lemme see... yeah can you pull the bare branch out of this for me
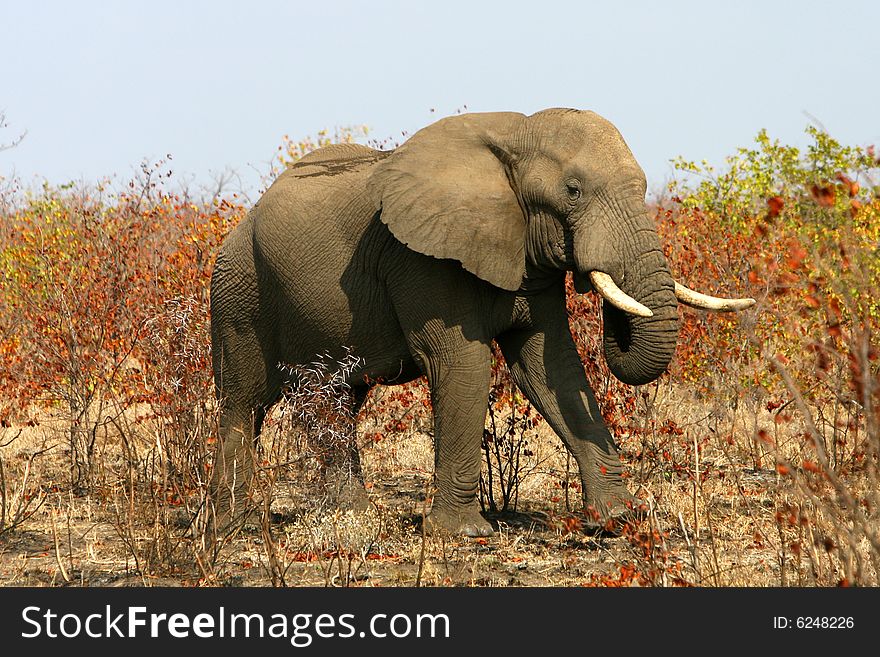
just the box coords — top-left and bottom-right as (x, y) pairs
(0, 111), (26, 152)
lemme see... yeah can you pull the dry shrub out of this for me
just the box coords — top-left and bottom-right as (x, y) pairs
(646, 127), (880, 585)
(246, 352), (390, 587)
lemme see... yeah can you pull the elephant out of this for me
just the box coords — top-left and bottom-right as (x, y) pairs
(208, 108), (754, 537)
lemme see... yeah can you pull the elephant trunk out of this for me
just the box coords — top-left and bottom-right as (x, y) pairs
(574, 200), (679, 386)
(601, 253), (678, 386)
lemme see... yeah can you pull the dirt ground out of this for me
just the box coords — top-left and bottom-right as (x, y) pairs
(0, 472), (781, 588)
(1, 387), (814, 588)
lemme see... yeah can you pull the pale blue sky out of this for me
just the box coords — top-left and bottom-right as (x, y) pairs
(3, 0), (878, 197)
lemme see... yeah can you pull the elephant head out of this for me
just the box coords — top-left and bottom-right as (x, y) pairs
(368, 109), (752, 386)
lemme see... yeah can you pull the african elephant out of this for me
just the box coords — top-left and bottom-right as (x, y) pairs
(209, 109), (753, 537)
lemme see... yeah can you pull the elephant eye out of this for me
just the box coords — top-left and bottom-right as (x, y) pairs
(565, 181), (581, 201)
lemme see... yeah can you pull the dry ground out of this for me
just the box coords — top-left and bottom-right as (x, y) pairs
(0, 382), (872, 587)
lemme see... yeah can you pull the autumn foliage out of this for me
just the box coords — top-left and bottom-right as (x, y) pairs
(0, 160), (241, 490)
(664, 128), (879, 464)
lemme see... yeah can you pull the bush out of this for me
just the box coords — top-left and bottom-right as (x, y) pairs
(660, 127), (879, 585)
(0, 164), (239, 489)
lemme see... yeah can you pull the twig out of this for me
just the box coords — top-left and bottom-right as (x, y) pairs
(0, 428), (23, 449)
(703, 504), (722, 586)
(0, 457), (6, 531)
(693, 432), (700, 540)
(564, 453), (571, 513)
(50, 509), (72, 583)
(678, 512), (701, 584)
(66, 506), (74, 578)
(415, 479), (430, 587)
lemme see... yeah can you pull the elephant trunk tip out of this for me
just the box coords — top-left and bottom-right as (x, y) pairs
(602, 294), (678, 387)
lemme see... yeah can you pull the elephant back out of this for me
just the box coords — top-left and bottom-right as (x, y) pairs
(252, 141), (391, 273)
(285, 143), (391, 180)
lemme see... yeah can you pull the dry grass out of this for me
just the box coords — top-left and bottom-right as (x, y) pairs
(2, 361), (874, 588)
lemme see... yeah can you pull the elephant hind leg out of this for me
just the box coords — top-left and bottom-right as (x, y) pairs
(209, 330), (284, 531)
(210, 405), (267, 528)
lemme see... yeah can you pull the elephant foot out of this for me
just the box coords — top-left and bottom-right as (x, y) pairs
(423, 505), (495, 538)
(582, 491), (646, 536)
(205, 503), (259, 538)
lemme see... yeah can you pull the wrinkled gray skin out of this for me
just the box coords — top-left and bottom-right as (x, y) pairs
(210, 109), (679, 537)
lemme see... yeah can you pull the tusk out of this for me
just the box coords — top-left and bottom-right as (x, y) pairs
(674, 281), (756, 312)
(589, 271), (653, 317)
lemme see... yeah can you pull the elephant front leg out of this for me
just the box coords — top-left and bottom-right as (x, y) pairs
(498, 304), (644, 531)
(419, 341), (494, 538)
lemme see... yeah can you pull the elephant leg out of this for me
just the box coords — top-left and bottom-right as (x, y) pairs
(209, 332), (283, 530)
(210, 404), (265, 529)
(497, 296), (643, 530)
(418, 340), (494, 538)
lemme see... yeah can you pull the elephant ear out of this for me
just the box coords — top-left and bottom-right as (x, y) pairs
(367, 112), (527, 291)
